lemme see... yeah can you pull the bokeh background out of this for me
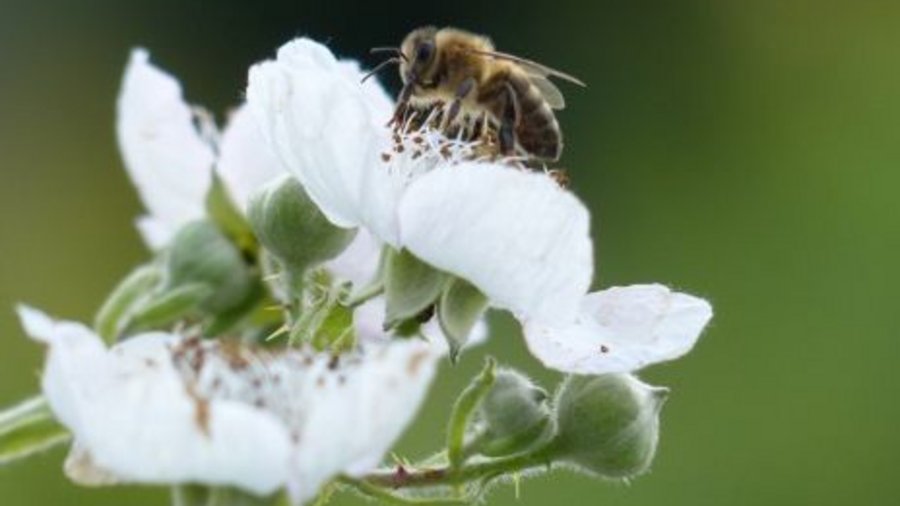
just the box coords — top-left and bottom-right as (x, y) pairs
(1, 0), (898, 504)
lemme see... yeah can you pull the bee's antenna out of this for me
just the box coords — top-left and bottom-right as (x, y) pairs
(361, 57), (401, 83)
(371, 47), (409, 62)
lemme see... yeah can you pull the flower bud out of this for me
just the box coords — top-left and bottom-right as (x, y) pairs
(164, 220), (256, 315)
(478, 369), (554, 457)
(550, 374), (667, 479)
(247, 175), (356, 276)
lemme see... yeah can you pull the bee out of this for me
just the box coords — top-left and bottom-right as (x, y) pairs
(365, 26), (585, 162)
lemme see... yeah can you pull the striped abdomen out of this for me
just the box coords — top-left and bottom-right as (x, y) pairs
(478, 69), (562, 161)
(506, 71), (562, 161)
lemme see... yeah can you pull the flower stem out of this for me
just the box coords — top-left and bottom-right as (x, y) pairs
(344, 281), (385, 309)
(93, 263), (161, 342)
(361, 445), (556, 490)
(338, 476), (470, 505)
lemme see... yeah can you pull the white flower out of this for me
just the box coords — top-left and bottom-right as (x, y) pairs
(117, 48), (287, 249)
(523, 284), (713, 374)
(246, 37), (715, 374)
(18, 306), (439, 504)
(246, 38), (594, 326)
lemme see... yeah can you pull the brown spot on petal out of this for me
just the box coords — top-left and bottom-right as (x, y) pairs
(406, 350), (429, 376)
(186, 386), (211, 437)
(600, 345), (610, 354)
(381, 152), (391, 162)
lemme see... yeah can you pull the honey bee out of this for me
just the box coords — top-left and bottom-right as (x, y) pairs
(365, 26), (585, 162)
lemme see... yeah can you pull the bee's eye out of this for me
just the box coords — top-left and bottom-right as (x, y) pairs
(416, 42), (434, 62)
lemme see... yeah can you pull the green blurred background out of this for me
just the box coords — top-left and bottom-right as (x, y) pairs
(1, 0), (898, 504)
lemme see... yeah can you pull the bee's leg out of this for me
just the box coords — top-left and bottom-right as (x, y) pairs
(389, 82), (415, 128)
(498, 83), (521, 156)
(445, 77), (477, 128)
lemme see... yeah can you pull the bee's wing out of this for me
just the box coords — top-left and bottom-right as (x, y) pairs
(529, 74), (566, 110)
(465, 49), (587, 87)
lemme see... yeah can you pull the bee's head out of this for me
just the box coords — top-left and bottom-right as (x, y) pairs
(400, 26), (439, 86)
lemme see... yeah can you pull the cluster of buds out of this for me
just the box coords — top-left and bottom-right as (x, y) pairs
(0, 38), (713, 506)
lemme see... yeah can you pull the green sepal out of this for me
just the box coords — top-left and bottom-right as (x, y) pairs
(477, 370), (554, 458)
(165, 220), (256, 315)
(447, 358), (497, 469)
(384, 248), (446, 328)
(205, 279), (267, 337)
(205, 175), (258, 259)
(94, 263), (162, 343)
(126, 283), (213, 333)
(0, 396), (70, 466)
(287, 270), (356, 352)
(438, 278), (488, 362)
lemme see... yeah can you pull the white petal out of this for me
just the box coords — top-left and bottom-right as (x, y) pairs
(246, 39), (391, 235)
(398, 163), (593, 325)
(217, 105), (287, 212)
(523, 284), (713, 374)
(291, 341), (438, 498)
(20, 307), (438, 501)
(116, 48), (215, 248)
(325, 229), (382, 289)
(135, 215), (174, 250)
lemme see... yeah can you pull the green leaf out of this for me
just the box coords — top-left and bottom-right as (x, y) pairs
(384, 249), (446, 328)
(0, 396), (70, 466)
(438, 279), (489, 362)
